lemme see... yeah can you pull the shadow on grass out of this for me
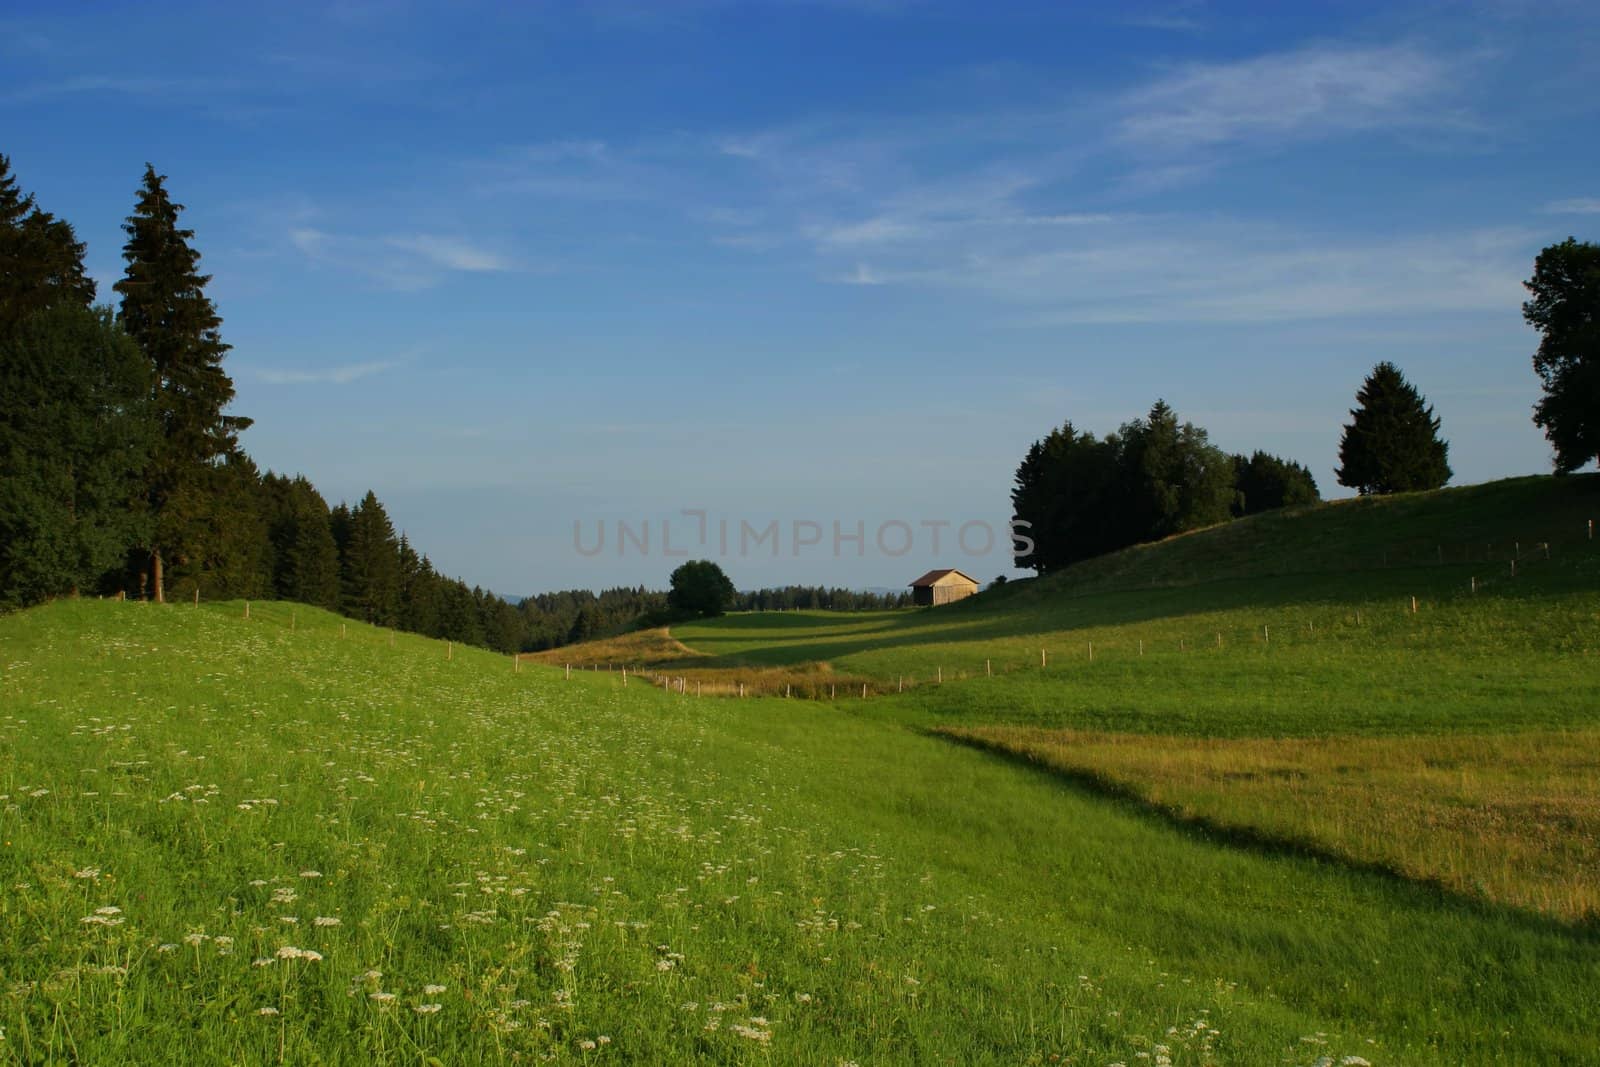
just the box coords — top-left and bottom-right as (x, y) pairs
(932, 725), (1600, 942)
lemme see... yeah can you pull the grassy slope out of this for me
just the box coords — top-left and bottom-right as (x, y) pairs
(3, 600), (1598, 1063)
(667, 476), (1600, 736)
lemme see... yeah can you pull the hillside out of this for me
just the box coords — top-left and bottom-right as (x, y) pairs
(3, 598), (1600, 1064)
(580, 477), (1600, 924)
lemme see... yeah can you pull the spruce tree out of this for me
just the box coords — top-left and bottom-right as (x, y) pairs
(1336, 362), (1451, 495)
(342, 491), (401, 625)
(0, 154), (96, 330)
(1524, 238), (1600, 473)
(114, 164), (248, 601)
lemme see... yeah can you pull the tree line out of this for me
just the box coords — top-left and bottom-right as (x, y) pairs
(1011, 399), (1322, 572)
(0, 154), (534, 654)
(1013, 234), (1600, 572)
(1011, 362), (1464, 573)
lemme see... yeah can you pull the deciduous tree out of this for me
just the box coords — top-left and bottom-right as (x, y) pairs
(667, 560), (735, 618)
(1524, 238), (1600, 473)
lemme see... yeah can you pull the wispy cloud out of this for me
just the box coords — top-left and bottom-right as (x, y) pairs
(819, 214), (1535, 324)
(386, 235), (512, 272)
(1118, 44), (1459, 152)
(253, 359), (402, 386)
(1543, 197), (1600, 214)
(289, 226), (513, 289)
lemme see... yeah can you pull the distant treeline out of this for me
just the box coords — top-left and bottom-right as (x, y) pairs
(733, 586), (913, 612)
(522, 584), (914, 651)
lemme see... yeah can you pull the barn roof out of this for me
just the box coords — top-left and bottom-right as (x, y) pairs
(908, 568), (980, 588)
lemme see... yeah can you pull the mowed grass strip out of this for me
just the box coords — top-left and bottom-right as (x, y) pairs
(528, 626), (876, 699)
(940, 725), (1600, 922)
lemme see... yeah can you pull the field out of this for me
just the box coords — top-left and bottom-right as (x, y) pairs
(4, 476), (1600, 1063)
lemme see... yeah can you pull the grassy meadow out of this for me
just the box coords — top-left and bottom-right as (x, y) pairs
(2, 598), (1599, 1064)
(4, 476), (1600, 1063)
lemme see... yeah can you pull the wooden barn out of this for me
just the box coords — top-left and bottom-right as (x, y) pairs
(909, 568), (980, 607)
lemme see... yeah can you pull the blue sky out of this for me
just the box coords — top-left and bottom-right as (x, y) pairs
(4, 1), (1597, 594)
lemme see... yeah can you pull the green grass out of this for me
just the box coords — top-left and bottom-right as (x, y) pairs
(669, 477), (1600, 736)
(5, 598), (1600, 1063)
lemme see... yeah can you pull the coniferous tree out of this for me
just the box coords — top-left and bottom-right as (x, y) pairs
(342, 491), (401, 625)
(397, 538), (441, 635)
(1524, 238), (1600, 473)
(265, 473), (340, 609)
(114, 164), (249, 601)
(1119, 400), (1237, 540)
(1232, 451), (1320, 516)
(1336, 363), (1451, 495)
(0, 305), (155, 606)
(0, 155), (96, 330)
(163, 450), (273, 601)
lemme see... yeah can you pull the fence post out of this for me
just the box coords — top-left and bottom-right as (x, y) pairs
(243, 600), (250, 620)
(937, 667), (943, 684)
(1263, 625), (1269, 644)
(985, 659), (991, 677)
(1087, 641), (1093, 662)
(1041, 649), (1047, 669)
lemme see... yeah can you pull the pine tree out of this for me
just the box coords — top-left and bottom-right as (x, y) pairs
(0, 155), (96, 330)
(114, 164), (248, 601)
(1336, 362), (1451, 495)
(1524, 238), (1600, 473)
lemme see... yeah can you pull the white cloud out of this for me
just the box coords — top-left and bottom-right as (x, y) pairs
(1118, 44), (1456, 152)
(1543, 197), (1600, 214)
(819, 212), (1536, 324)
(836, 263), (889, 285)
(287, 226), (511, 289)
(386, 235), (511, 272)
(811, 217), (923, 246)
(253, 360), (401, 386)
